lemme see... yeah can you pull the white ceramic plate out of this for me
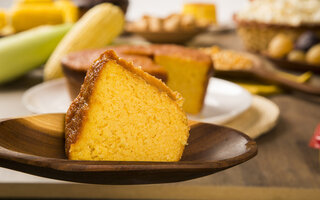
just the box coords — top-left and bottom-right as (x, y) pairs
(188, 78), (252, 124)
(22, 78), (71, 114)
(22, 78), (252, 124)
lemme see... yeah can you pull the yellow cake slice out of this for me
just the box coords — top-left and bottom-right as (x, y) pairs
(65, 50), (189, 161)
(153, 45), (213, 114)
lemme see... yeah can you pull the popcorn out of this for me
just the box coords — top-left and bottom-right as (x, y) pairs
(237, 0), (320, 26)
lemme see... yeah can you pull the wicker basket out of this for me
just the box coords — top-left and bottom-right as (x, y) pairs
(234, 16), (320, 52)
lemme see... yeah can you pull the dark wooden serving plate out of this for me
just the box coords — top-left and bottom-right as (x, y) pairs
(0, 114), (257, 185)
(215, 53), (320, 96)
(265, 55), (320, 74)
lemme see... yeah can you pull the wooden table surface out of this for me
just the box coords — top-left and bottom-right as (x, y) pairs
(0, 32), (320, 199)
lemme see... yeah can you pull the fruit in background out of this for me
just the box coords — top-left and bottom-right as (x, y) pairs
(0, 24), (72, 84)
(295, 31), (320, 52)
(288, 50), (305, 63)
(306, 44), (320, 65)
(0, 10), (6, 30)
(268, 34), (294, 58)
(11, 0), (78, 32)
(44, 3), (124, 81)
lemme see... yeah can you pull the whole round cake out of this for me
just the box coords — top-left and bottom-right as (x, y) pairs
(62, 44), (213, 114)
(62, 46), (167, 99)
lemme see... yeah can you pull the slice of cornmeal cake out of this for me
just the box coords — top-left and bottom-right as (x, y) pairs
(65, 50), (189, 161)
(152, 45), (213, 114)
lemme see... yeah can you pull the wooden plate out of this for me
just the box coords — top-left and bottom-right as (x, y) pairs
(265, 55), (320, 74)
(214, 53), (320, 96)
(0, 114), (257, 185)
(224, 95), (280, 139)
(128, 28), (206, 44)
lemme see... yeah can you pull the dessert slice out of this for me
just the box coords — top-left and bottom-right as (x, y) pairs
(61, 47), (167, 99)
(153, 45), (213, 114)
(65, 50), (189, 161)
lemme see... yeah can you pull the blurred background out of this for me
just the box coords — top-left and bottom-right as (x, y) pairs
(1, 0), (248, 24)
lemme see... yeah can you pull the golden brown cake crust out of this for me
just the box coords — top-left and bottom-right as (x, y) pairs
(61, 46), (168, 81)
(61, 44), (212, 71)
(65, 54), (106, 156)
(62, 44), (212, 104)
(62, 48), (107, 71)
(151, 44), (212, 65)
(119, 54), (167, 81)
(65, 50), (184, 156)
(198, 61), (214, 113)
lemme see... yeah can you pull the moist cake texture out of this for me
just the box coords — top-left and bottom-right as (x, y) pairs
(152, 45), (213, 114)
(65, 50), (189, 161)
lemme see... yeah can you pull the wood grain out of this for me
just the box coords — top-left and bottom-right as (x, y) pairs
(251, 66), (320, 96)
(1, 184), (320, 200)
(265, 55), (320, 74)
(184, 94), (320, 188)
(0, 113), (257, 185)
(215, 54), (320, 96)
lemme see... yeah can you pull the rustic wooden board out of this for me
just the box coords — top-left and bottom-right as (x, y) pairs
(0, 184), (319, 199)
(183, 94), (320, 188)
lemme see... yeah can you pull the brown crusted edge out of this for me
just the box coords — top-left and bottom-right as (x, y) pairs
(61, 45), (211, 74)
(98, 51), (184, 103)
(61, 46), (168, 79)
(61, 48), (107, 72)
(151, 44), (212, 65)
(65, 50), (185, 157)
(199, 60), (214, 113)
(233, 14), (320, 30)
(61, 46), (169, 100)
(64, 53), (107, 157)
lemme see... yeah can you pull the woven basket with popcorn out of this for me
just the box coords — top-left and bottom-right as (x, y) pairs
(234, 0), (320, 53)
